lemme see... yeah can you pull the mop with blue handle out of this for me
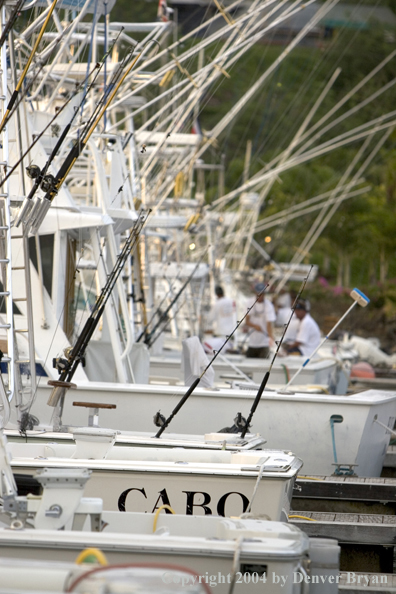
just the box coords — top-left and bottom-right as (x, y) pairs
(285, 288), (370, 389)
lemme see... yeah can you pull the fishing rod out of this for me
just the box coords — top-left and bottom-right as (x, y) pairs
(0, 0), (24, 51)
(135, 264), (185, 343)
(136, 255), (207, 347)
(1, 62), (100, 191)
(0, 0), (60, 135)
(0, 19), (122, 190)
(4, 23), (124, 191)
(49, 210), (150, 391)
(284, 287), (370, 390)
(18, 39), (159, 235)
(153, 284), (269, 438)
(148, 288), (196, 350)
(0, 27), (73, 167)
(239, 270), (313, 439)
(203, 341), (254, 384)
(14, 32), (123, 227)
(72, 45), (137, 143)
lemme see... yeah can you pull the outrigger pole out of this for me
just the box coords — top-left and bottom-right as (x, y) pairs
(153, 285), (269, 438)
(239, 270), (313, 438)
(0, 16), (112, 192)
(284, 287), (370, 389)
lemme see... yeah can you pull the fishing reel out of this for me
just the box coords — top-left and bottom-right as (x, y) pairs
(233, 412), (249, 431)
(52, 354), (85, 374)
(218, 412), (249, 434)
(52, 357), (70, 374)
(153, 411), (166, 428)
(52, 345), (85, 375)
(26, 164), (42, 179)
(41, 174), (57, 193)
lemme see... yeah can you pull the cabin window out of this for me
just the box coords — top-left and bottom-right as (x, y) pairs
(29, 234), (54, 298)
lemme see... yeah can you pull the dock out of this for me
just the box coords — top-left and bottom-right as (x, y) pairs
(290, 511), (396, 545)
(293, 475), (396, 514)
(290, 511), (396, 573)
(291, 475), (396, 574)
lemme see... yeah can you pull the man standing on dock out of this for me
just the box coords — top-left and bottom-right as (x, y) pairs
(245, 283), (276, 358)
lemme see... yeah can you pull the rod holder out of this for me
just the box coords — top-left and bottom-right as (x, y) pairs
(47, 380), (77, 432)
(14, 196), (34, 228)
(29, 197), (52, 235)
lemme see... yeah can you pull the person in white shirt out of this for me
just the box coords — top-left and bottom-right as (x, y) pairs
(285, 299), (321, 357)
(275, 289), (300, 344)
(275, 289), (292, 327)
(205, 286), (237, 352)
(245, 283), (276, 358)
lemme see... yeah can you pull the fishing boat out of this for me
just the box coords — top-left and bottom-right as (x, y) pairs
(0, 559), (212, 594)
(6, 376), (395, 477)
(0, 522), (340, 594)
(6, 438), (302, 520)
(0, 0), (375, 409)
(0, 430), (339, 594)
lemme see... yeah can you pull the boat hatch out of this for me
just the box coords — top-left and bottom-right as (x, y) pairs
(240, 456), (292, 472)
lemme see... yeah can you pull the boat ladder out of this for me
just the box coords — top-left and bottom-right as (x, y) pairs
(0, 2), (37, 425)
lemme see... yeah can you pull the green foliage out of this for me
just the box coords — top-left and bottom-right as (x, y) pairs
(197, 21), (396, 285)
(110, 0), (158, 23)
(101, 2), (396, 288)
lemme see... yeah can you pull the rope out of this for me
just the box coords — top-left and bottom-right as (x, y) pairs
(280, 363), (290, 382)
(75, 547), (108, 565)
(289, 515), (317, 521)
(153, 504), (175, 532)
(306, 385), (330, 394)
(245, 459), (267, 514)
(228, 536), (243, 594)
(65, 563), (212, 594)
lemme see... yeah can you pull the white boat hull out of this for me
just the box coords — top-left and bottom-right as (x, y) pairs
(7, 445), (301, 521)
(18, 386), (396, 477)
(0, 516), (338, 594)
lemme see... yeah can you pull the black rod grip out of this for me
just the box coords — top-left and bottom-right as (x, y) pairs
(240, 371), (269, 438)
(155, 377), (201, 438)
